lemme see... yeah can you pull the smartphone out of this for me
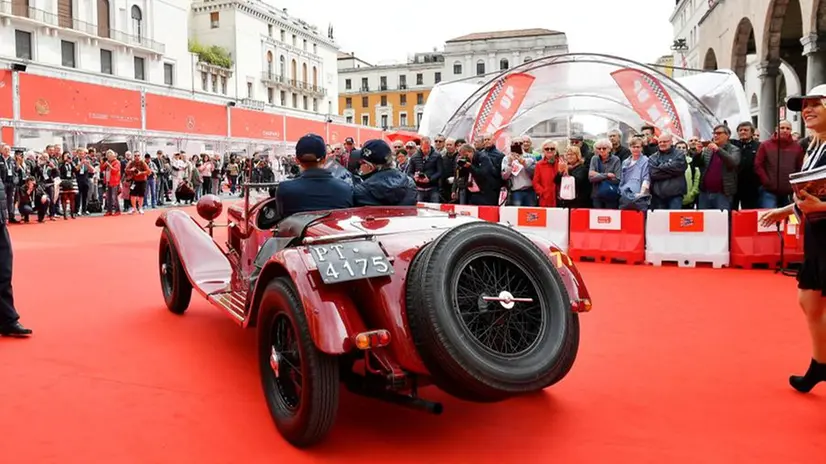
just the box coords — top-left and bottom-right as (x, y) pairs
(701, 141), (711, 147)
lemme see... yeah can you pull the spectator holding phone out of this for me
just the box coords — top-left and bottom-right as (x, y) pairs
(405, 136), (443, 203)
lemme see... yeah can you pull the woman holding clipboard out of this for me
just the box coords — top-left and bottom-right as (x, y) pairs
(760, 84), (826, 393)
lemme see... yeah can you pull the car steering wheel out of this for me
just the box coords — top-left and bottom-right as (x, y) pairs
(257, 201), (282, 230)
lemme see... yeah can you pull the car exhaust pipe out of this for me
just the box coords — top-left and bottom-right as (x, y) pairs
(345, 382), (444, 415)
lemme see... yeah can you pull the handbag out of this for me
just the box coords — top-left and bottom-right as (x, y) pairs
(595, 158), (620, 201)
(60, 179), (74, 190)
(560, 175), (576, 200)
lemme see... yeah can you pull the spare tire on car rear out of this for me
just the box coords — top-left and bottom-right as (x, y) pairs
(406, 221), (578, 402)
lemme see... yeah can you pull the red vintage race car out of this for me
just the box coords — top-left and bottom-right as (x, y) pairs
(155, 184), (592, 448)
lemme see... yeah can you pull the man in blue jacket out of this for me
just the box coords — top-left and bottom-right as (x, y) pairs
(353, 140), (416, 206)
(276, 134), (353, 217)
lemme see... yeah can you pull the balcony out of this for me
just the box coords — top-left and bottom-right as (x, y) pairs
(261, 71), (285, 85)
(0, 0), (165, 54)
(287, 78), (326, 96)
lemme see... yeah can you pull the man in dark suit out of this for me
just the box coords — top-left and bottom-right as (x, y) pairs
(0, 173), (32, 337)
(276, 134), (353, 217)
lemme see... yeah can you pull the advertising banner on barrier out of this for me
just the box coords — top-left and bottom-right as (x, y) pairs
(18, 74), (142, 129)
(517, 207), (548, 227)
(145, 94), (227, 136)
(328, 124), (358, 145)
(285, 116), (326, 142)
(589, 210), (621, 230)
(668, 211), (705, 232)
(0, 70), (12, 119)
(230, 108), (284, 141)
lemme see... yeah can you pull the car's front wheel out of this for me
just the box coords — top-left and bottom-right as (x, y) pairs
(159, 228), (192, 314)
(257, 277), (339, 448)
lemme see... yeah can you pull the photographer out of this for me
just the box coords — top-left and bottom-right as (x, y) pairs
(405, 136), (443, 203)
(454, 144), (499, 206)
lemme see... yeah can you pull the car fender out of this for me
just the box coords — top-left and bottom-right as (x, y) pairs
(155, 210), (233, 297)
(519, 231), (592, 312)
(246, 247), (369, 355)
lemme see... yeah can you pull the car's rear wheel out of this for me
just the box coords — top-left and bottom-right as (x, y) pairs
(406, 222), (578, 402)
(159, 229), (192, 314)
(257, 278), (339, 448)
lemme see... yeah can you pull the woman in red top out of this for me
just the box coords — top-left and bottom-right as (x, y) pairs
(532, 140), (559, 207)
(126, 156), (151, 214)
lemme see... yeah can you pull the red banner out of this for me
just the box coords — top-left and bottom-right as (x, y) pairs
(610, 68), (684, 138)
(18, 74), (141, 128)
(327, 124), (358, 145)
(357, 127), (383, 144)
(285, 116), (326, 142)
(145, 94), (226, 136)
(469, 72), (535, 142)
(0, 70), (12, 119)
(230, 108), (284, 141)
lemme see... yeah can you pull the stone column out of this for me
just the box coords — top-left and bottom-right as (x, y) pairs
(801, 33), (826, 92)
(757, 60), (780, 138)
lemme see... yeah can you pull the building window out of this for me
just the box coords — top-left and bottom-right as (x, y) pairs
(346, 116), (353, 124)
(302, 62), (307, 83)
(417, 112), (423, 127)
(453, 61), (462, 74)
(292, 93), (298, 108)
(267, 88), (274, 104)
(303, 39), (307, 51)
(476, 60), (485, 75)
(266, 51), (273, 75)
(131, 5), (143, 39)
(303, 96), (308, 110)
(400, 113), (407, 127)
(380, 95), (387, 106)
(400, 94), (407, 105)
(134, 56), (145, 80)
(61, 40), (76, 68)
(312, 99), (318, 112)
(268, 24), (273, 36)
(280, 91), (286, 106)
(361, 96), (368, 107)
(313, 43), (317, 54)
(211, 74), (217, 92)
(380, 76), (387, 91)
(416, 73), (423, 85)
(434, 72), (441, 83)
(221, 76), (227, 94)
(381, 114), (388, 128)
(345, 78), (351, 90)
(210, 12), (219, 28)
(361, 77), (368, 91)
(361, 114), (369, 126)
(97, 0), (111, 38)
(345, 97), (352, 109)
(416, 93), (423, 105)
(163, 63), (174, 85)
(500, 58), (509, 70)
(279, 55), (286, 76)
(292, 34), (296, 46)
(247, 82), (253, 98)
(57, 0), (72, 29)
(280, 30), (285, 41)
(399, 75), (406, 89)
(15, 30), (32, 60)
(101, 49), (113, 74)
(201, 72), (208, 91)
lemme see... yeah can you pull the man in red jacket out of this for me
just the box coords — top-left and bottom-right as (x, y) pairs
(754, 120), (805, 209)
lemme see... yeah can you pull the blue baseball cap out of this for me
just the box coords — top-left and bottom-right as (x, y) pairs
(295, 133), (326, 161)
(360, 139), (392, 164)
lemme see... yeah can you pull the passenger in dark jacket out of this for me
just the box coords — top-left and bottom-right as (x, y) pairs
(648, 133), (688, 210)
(354, 140), (416, 207)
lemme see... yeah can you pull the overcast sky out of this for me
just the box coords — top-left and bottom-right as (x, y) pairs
(270, 0), (675, 65)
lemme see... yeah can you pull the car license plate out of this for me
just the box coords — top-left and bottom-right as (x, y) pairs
(309, 241), (393, 284)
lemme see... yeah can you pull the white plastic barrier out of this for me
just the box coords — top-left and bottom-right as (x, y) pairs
(499, 207), (569, 252)
(645, 209), (729, 268)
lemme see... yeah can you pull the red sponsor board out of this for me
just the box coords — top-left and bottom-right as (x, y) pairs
(327, 124), (358, 145)
(285, 116), (326, 142)
(145, 93), (227, 136)
(470, 72), (535, 142)
(230, 108), (284, 141)
(1, 127), (13, 145)
(0, 70), (12, 119)
(610, 68), (684, 138)
(18, 74), (141, 128)
(358, 128), (383, 144)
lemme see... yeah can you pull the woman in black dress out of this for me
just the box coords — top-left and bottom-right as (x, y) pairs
(760, 84), (826, 393)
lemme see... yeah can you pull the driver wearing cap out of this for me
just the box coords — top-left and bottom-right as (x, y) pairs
(353, 139), (417, 206)
(276, 133), (354, 217)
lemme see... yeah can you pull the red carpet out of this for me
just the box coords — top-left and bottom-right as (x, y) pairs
(1, 208), (824, 463)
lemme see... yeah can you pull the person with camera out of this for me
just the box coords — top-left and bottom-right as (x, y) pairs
(17, 176), (49, 223)
(760, 85), (826, 393)
(353, 139), (416, 207)
(405, 136), (443, 203)
(453, 144), (499, 206)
